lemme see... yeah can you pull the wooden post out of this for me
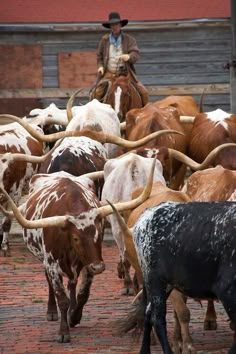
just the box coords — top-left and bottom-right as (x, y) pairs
(231, 0), (236, 112)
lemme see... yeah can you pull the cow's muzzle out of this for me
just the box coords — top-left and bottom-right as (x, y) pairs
(88, 261), (105, 275)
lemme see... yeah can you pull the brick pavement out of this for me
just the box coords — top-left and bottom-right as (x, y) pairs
(0, 237), (233, 354)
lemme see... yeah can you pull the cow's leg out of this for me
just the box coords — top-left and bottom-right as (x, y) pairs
(1, 216), (11, 256)
(216, 286), (236, 354)
(140, 284), (173, 354)
(46, 268), (70, 343)
(45, 271), (58, 321)
(121, 257), (134, 296)
(69, 267), (93, 327)
(140, 286), (152, 354)
(204, 299), (217, 330)
(67, 279), (77, 314)
(170, 291), (196, 354)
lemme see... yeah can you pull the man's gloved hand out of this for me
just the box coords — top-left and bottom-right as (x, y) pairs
(120, 54), (130, 62)
(98, 66), (104, 75)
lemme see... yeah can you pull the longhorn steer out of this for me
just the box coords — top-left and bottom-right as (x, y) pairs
(130, 201), (236, 354)
(124, 103), (188, 189)
(100, 143), (236, 294)
(101, 153), (166, 295)
(66, 95), (122, 158)
(0, 159), (155, 343)
(0, 122), (44, 255)
(153, 95), (200, 117)
(182, 165), (236, 331)
(153, 95), (200, 141)
(187, 109), (236, 169)
(108, 182), (196, 353)
(39, 136), (107, 198)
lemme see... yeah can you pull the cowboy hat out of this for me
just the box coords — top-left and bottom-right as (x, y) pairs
(102, 12), (128, 28)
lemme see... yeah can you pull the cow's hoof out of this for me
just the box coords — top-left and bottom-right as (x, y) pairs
(69, 310), (82, 327)
(120, 287), (134, 296)
(47, 311), (58, 321)
(204, 320), (217, 330)
(1, 246), (10, 257)
(128, 288), (135, 296)
(182, 344), (197, 354)
(57, 334), (70, 343)
(230, 321), (235, 331)
(171, 341), (182, 354)
(69, 318), (80, 328)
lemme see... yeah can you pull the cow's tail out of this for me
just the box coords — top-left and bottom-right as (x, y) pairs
(112, 291), (145, 338)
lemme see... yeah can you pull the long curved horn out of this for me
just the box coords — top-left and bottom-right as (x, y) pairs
(168, 143), (236, 171)
(0, 186), (69, 229)
(81, 171), (104, 180)
(100, 129), (184, 149)
(0, 137), (63, 164)
(0, 157), (154, 228)
(66, 88), (84, 121)
(0, 114), (98, 142)
(106, 199), (134, 238)
(97, 157), (156, 218)
(199, 88), (205, 113)
(0, 114), (184, 149)
(0, 203), (26, 218)
(23, 115), (68, 127)
(179, 115), (195, 123)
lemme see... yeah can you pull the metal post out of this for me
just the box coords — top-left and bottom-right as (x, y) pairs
(230, 0), (236, 112)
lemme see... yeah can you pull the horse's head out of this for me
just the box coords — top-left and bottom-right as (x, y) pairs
(105, 75), (142, 123)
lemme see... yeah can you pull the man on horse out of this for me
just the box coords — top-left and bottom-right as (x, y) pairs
(90, 12), (149, 106)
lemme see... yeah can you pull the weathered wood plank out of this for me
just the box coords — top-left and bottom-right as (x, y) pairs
(58, 51), (97, 88)
(0, 84), (229, 99)
(0, 45), (43, 89)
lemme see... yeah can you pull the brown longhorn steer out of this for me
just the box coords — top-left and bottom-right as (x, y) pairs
(106, 182), (197, 353)
(186, 109), (236, 170)
(124, 103), (189, 189)
(0, 157), (155, 343)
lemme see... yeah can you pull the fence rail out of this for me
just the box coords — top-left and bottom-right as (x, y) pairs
(0, 83), (230, 99)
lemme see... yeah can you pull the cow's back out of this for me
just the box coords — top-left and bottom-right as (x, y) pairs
(134, 201), (236, 298)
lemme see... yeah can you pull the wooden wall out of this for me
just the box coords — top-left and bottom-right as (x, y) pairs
(0, 20), (231, 115)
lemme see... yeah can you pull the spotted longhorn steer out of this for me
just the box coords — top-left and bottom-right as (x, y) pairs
(181, 165), (236, 331)
(66, 95), (122, 158)
(39, 136), (108, 198)
(101, 153), (166, 295)
(129, 201), (236, 354)
(0, 161), (155, 343)
(0, 122), (44, 255)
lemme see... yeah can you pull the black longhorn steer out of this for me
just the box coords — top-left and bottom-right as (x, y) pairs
(133, 201), (236, 354)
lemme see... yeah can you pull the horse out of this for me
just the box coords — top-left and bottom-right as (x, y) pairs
(90, 74), (144, 123)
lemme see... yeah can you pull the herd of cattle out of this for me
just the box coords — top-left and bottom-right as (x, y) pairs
(1, 92), (236, 354)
